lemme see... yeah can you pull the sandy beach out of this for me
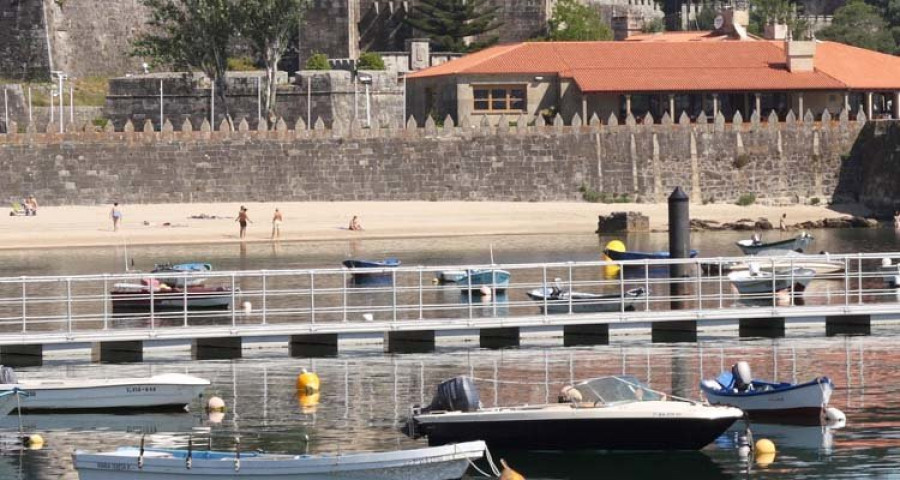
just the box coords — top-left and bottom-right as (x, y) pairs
(0, 201), (870, 250)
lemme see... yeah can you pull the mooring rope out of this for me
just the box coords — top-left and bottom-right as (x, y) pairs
(467, 444), (502, 478)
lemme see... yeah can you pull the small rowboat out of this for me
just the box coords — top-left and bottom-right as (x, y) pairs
(0, 370), (208, 412)
(701, 251), (843, 276)
(603, 249), (699, 262)
(526, 286), (644, 314)
(735, 232), (813, 255)
(342, 258), (401, 285)
(459, 269), (511, 294)
(728, 266), (815, 295)
(151, 262), (213, 287)
(73, 441), (488, 480)
(701, 362), (835, 423)
(110, 279), (234, 309)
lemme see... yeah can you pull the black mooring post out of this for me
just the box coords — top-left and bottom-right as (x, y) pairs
(668, 187), (690, 309)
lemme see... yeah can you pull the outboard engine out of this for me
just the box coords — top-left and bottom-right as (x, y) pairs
(732, 361), (753, 392)
(0, 366), (17, 384)
(422, 376), (480, 413)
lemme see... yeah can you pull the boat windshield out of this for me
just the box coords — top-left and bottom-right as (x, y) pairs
(573, 376), (664, 404)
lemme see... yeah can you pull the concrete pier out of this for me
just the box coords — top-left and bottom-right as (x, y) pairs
(826, 314), (871, 336)
(385, 330), (435, 354)
(0, 344), (42, 367)
(192, 337), (242, 360)
(480, 328), (519, 349)
(91, 341), (143, 363)
(289, 334), (339, 357)
(563, 324), (610, 346)
(739, 317), (786, 338)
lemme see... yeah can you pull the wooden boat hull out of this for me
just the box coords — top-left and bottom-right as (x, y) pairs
(701, 377), (833, 422)
(74, 441), (486, 480)
(728, 268), (815, 295)
(527, 287), (644, 314)
(412, 402), (742, 451)
(1, 373), (209, 412)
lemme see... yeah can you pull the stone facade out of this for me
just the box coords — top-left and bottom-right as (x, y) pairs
(0, 114), (864, 206)
(0, 0), (50, 80)
(841, 120), (900, 213)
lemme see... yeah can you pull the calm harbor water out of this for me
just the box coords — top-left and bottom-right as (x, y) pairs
(1, 228), (899, 479)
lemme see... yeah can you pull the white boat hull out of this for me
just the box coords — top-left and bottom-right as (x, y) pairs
(729, 268), (815, 295)
(2, 373), (208, 412)
(74, 441), (486, 480)
(703, 379), (832, 419)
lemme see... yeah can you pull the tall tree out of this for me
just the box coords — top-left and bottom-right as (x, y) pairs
(403, 0), (503, 52)
(133, 0), (238, 122)
(237, 0), (308, 123)
(546, 0), (612, 41)
(818, 0), (895, 53)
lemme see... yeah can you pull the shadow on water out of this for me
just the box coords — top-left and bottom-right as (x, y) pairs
(492, 450), (729, 480)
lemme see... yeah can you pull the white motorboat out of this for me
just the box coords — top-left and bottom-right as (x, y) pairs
(735, 232), (813, 255)
(526, 286), (644, 314)
(702, 251), (844, 276)
(728, 265), (816, 295)
(0, 369), (209, 412)
(74, 441), (487, 480)
(880, 258), (900, 287)
(700, 362), (834, 423)
(407, 376), (743, 451)
(0, 389), (23, 415)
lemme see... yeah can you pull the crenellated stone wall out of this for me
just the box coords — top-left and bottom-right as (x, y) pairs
(0, 110), (864, 206)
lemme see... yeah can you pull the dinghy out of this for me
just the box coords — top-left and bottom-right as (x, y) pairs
(735, 232), (813, 255)
(110, 280), (234, 309)
(0, 368), (208, 412)
(74, 440), (488, 480)
(526, 285), (644, 314)
(458, 269), (511, 294)
(342, 258), (401, 285)
(728, 264), (815, 294)
(407, 375), (742, 451)
(700, 361), (836, 423)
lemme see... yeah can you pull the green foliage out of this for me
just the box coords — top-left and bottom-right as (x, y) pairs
(305, 53), (331, 70)
(819, 0), (896, 53)
(91, 118), (109, 128)
(546, 0), (612, 41)
(747, 0), (811, 39)
(733, 154), (751, 169)
(357, 52), (386, 70)
(403, 0), (502, 52)
(693, 5), (717, 30)
(809, 197), (821, 206)
(579, 183), (631, 203)
(641, 18), (665, 34)
(736, 193), (757, 206)
(227, 56), (258, 71)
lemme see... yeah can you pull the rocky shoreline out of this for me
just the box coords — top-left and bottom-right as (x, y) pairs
(690, 216), (881, 231)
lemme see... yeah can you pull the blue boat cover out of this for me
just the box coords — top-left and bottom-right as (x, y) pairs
(715, 371), (735, 390)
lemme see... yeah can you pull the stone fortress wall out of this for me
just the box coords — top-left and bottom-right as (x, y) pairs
(0, 108), (867, 208)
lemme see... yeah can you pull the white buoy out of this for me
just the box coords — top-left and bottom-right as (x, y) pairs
(479, 285), (492, 297)
(207, 396), (226, 412)
(363, 313), (374, 322)
(882, 257), (892, 267)
(242, 301), (252, 314)
(738, 445), (751, 459)
(208, 411), (225, 424)
(825, 407), (847, 427)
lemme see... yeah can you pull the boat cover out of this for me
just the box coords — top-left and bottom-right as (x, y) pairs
(424, 376), (480, 413)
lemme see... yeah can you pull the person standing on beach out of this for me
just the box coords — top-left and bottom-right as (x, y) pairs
(110, 202), (123, 232)
(272, 208), (283, 240)
(236, 206), (252, 239)
(779, 213), (787, 231)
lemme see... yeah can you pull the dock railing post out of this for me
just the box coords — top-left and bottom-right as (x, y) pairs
(66, 278), (73, 335)
(262, 272), (267, 325)
(102, 275), (109, 330)
(858, 254), (863, 305)
(418, 267), (424, 320)
(183, 273), (189, 327)
(541, 265), (548, 317)
(342, 270), (347, 323)
(567, 262), (573, 314)
(467, 274), (473, 323)
(21, 277), (27, 333)
(844, 257), (850, 306)
(231, 274), (237, 327)
(310, 271), (316, 324)
(392, 269), (397, 322)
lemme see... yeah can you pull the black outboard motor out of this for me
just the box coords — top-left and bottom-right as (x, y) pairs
(732, 361), (753, 392)
(422, 376), (480, 413)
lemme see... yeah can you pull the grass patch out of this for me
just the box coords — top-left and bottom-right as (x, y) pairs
(0, 76), (108, 107)
(579, 183), (631, 203)
(736, 193), (756, 206)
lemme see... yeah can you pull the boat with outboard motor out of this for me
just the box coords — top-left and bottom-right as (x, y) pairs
(406, 375), (743, 451)
(700, 361), (841, 424)
(342, 258), (401, 285)
(526, 284), (644, 314)
(736, 232), (813, 255)
(151, 262), (213, 287)
(700, 251), (844, 276)
(728, 264), (816, 295)
(74, 440), (488, 480)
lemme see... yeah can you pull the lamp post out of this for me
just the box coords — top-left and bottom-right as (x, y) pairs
(51, 71), (67, 133)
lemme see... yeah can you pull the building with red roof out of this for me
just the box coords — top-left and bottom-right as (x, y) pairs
(405, 25), (900, 126)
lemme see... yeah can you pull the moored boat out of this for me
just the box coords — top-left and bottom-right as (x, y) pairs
(700, 362), (835, 423)
(735, 232), (813, 255)
(110, 279), (234, 309)
(151, 262), (213, 287)
(407, 375), (743, 451)
(728, 265), (815, 295)
(0, 369), (209, 412)
(701, 251), (844, 276)
(603, 249), (699, 262)
(73, 441), (488, 480)
(458, 269), (511, 293)
(526, 285), (644, 314)
(342, 258), (401, 285)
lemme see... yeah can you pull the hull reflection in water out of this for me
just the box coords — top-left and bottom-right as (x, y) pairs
(494, 450), (728, 480)
(719, 421), (838, 454)
(0, 412), (199, 434)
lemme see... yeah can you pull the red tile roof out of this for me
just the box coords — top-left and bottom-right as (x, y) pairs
(408, 36), (900, 93)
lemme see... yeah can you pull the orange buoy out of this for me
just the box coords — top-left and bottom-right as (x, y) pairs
(297, 368), (320, 395)
(499, 459), (525, 480)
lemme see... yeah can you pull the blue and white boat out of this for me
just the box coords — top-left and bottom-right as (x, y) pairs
(152, 262), (213, 287)
(700, 362), (835, 422)
(458, 269), (511, 293)
(342, 258), (401, 285)
(74, 441), (488, 480)
(736, 232), (814, 255)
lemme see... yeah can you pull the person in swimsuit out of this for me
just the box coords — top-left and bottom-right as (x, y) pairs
(236, 206), (252, 239)
(110, 202), (123, 231)
(349, 215), (363, 231)
(272, 208), (283, 240)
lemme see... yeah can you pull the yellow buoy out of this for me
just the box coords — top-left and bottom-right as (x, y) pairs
(207, 396), (226, 412)
(297, 368), (320, 396)
(26, 434), (44, 450)
(755, 438), (776, 454)
(603, 240), (626, 278)
(208, 411), (225, 424)
(755, 451), (776, 467)
(499, 459), (525, 480)
(298, 392), (321, 414)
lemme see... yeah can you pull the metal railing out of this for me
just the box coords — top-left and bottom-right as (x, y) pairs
(0, 252), (899, 344)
